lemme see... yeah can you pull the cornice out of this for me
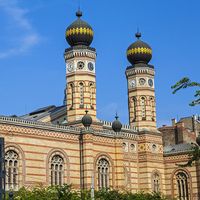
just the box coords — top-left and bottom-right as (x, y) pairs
(0, 116), (139, 140)
(125, 66), (155, 77)
(64, 47), (96, 60)
(0, 116), (80, 134)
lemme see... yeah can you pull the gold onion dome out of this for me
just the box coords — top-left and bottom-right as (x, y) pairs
(127, 32), (152, 65)
(66, 10), (94, 47)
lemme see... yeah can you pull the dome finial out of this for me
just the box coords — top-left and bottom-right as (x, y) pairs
(76, 9), (82, 18)
(85, 106), (89, 114)
(115, 112), (119, 120)
(135, 29), (141, 40)
(82, 109), (92, 128)
(112, 113), (122, 133)
(76, 0), (82, 18)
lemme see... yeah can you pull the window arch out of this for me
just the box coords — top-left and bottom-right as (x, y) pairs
(152, 171), (160, 193)
(89, 82), (95, 109)
(150, 97), (155, 121)
(79, 82), (84, 108)
(50, 155), (64, 186)
(176, 172), (190, 200)
(172, 170), (191, 200)
(140, 96), (146, 120)
(69, 83), (74, 109)
(5, 150), (19, 190)
(132, 97), (137, 122)
(97, 158), (110, 189)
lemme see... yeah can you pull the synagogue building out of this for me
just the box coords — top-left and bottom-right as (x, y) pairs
(0, 9), (199, 200)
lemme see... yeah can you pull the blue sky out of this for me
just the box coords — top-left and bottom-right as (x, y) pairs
(0, 0), (199, 127)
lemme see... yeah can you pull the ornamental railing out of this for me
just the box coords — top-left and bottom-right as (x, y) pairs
(100, 120), (138, 132)
(0, 116), (80, 133)
(0, 116), (138, 139)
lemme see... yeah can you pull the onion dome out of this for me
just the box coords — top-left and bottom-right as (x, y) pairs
(66, 10), (94, 47)
(112, 114), (122, 133)
(127, 32), (152, 65)
(82, 110), (92, 128)
(196, 134), (200, 146)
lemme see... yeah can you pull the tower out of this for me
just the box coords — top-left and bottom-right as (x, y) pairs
(126, 32), (156, 130)
(64, 10), (97, 122)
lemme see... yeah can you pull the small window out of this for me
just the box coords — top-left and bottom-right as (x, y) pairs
(152, 172), (160, 193)
(130, 144), (136, 152)
(122, 143), (128, 152)
(152, 144), (157, 152)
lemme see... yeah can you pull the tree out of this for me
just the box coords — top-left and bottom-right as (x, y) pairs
(177, 143), (200, 167)
(172, 77), (200, 167)
(171, 77), (200, 106)
(6, 185), (171, 200)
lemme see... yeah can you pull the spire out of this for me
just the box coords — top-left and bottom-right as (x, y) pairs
(115, 112), (119, 120)
(76, 9), (82, 18)
(85, 107), (89, 114)
(76, 0), (82, 18)
(135, 30), (141, 40)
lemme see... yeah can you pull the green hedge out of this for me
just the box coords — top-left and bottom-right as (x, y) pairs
(6, 184), (173, 200)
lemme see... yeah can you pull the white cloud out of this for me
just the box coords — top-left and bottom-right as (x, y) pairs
(0, 0), (40, 58)
(0, 34), (40, 59)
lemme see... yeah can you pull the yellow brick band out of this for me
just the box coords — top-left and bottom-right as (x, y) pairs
(127, 47), (152, 56)
(66, 27), (93, 37)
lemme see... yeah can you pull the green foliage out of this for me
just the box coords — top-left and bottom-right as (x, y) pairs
(171, 77), (200, 106)
(177, 144), (200, 167)
(6, 185), (81, 200)
(6, 185), (172, 200)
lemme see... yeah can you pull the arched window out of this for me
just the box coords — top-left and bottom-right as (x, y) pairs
(176, 172), (189, 200)
(69, 83), (74, 109)
(132, 97), (137, 121)
(152, 172), (160, 193)
(150, 97), (155, 121)
(5, 150), (19, 190)
(97, 158), (109, 189)
(141, 97), (146, 120)
(50, 155), (64, 186)
(79, 82), (84, 108)
(89, 83), (94, 109)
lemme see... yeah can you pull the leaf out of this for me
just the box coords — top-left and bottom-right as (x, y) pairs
(172, 77), (200, 106)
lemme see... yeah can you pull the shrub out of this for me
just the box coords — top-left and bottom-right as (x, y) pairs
(5, 185), (172, 200)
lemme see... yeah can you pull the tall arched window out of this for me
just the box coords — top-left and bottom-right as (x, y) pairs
(89, 83), (94, 109)
(141, 97), (146, 120)
(79, 82), (84, 108)
(176, 172), (189, 200)
(5, 150), (19, 190)
(152, 172), (160, 193)
(69, 83), (74, 109)
(132, 97), (137, 121)
(150, 97), (155, 121)
(50, 155), (64, 186)
(97, 158), (109, 189)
